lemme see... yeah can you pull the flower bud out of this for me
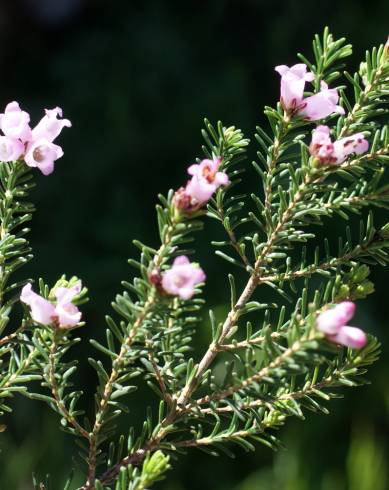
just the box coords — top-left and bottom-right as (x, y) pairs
(350, 264), (370, 283)
(173, 187), (193, 211)
(149, 268), (162, 287)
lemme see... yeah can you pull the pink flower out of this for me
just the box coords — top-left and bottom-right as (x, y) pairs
(309, 125), (369, 165)
(20, 284), (56, 325)
(317, 301), (355, 335)
(299, 81), (344, 120)
(0, 103), (71, 175)
(21, 282), (82, 327)
(54, 284), (82, 327)
(332, 133), (369, 162)
(0, 101), (32, 142)
(31, 107), (72, 143)
(24, 138), (64, 175)
(161, 256), (206, 300)
(21, 106), (71, 175)
(175, 158), (229, 211)
(0, 136), (24, 162)
(275, 65), (344, 121)
(275, 64), (315, 110)
(309, 125), (335, 162)
(330, 326), (367, 349)
(316, 301), (367, 349)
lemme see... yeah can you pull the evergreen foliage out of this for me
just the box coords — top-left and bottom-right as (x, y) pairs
(0, 28), (388, 489)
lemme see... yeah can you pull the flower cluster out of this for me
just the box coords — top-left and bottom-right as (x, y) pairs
(173, 157), (229, 212)
(158, 157), (227, 298)
(316, 301), (367, 349)
(0, 102), (71, 175)
(275, 64), (344, 120)
(21, 282), (82, 328)
(159, 256), (205, 300)
(309, 125), (369, 165)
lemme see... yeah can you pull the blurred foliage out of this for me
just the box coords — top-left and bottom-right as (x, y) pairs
(0, 0), (388, 488)
(233, 422), (388, 490)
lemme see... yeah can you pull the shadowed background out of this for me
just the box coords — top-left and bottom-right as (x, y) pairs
(0, 0), (388, 488)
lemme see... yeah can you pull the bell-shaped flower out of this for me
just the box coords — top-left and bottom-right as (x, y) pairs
(316, 301), (367, 349)
(181, 158), (229, 209)
(32, 107), (71, 143)
(21, 284), (56, 325)
(330, 325), (367, 349)
(316, 301), (356, 335)
(299, 81), (344, 120)
(0, 101), (32, 142)
(0, 136), (24, 162)
(332, 133), (369, 162)
(275, 63), (314, 110)
(21, 282), (82, 327)
(161, 256), (206, 300)
(309, 125), (335, 162)
(54, 284), (82, 326)
(309, 125), (369, 165)
(24, 138), (64, 175)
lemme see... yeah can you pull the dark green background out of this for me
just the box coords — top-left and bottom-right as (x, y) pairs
(0, 0), (388, 488)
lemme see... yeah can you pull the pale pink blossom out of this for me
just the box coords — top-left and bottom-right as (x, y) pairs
(299, 81), (344, 120)
(0, 136), (24, 162)
(0, 101), (32, 141)
(20, 284), (56, 325)
(0, 102), (71, 175)
(21, 282), (82, 327)
(24, 138), (64, 175)
(317, 301), (356, 335)
(309, 125), (335, 162)
(176, 158), (229, 210)
(54, 284), (82, 326)
(332, 133), (369, 162)
(275, 65), (344, 121)
(275, 64), (314, 110)
(32, 107), (71, 143)
(316, 301), (367, 349)
(330, 326), (367, 349)
(161, 256), (206, 300)
(309, 125), (369, 165)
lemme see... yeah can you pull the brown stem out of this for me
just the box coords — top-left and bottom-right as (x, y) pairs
(175, 425), (265, 448)
(85, 296), (155, 487)
(89, 343), (358, 486)
(85, 215), (181, 488)
(175, 177), (312, 409)
(219, 331), (283, 352)
(196, 338), (309, 406)
(146, 336), (173, 406)
(84, 136), (389, 487)
(199, 372), (335, 414)
(0, 320), (32, 347)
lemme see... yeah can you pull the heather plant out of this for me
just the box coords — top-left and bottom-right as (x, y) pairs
(0, 28), (388, 490)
